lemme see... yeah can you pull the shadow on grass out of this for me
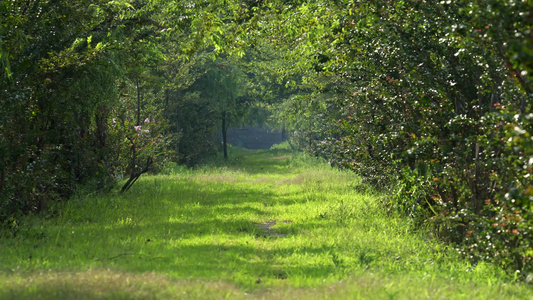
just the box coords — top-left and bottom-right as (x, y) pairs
(0, 147), (349, 290)
(3, 148), (532, 299)
(90, 239), (338, 285)
(0, 269), (247, 300)
(204, 147), (322, 175)
(12, 213), (340, 287)
(1, 172), (341, 288)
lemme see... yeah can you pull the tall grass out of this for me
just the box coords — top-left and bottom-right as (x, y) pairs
(0, 144), (531, 299)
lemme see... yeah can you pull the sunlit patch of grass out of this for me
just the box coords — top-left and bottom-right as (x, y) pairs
(0, 145), (531, 299)
(194, 174), (239, 183)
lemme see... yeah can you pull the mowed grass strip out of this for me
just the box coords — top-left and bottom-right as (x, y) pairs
(1, 145), (531, 299)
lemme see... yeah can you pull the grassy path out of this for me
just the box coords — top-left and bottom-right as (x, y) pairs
(1, 147), (531, 299)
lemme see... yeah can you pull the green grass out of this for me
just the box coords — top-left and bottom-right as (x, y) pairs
(1, 144), (532, 299)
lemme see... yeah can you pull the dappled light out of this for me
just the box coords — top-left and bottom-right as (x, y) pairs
(1, 148), (531, 298)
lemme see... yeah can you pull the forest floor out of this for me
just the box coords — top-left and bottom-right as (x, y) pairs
(0, 145), (532, 299)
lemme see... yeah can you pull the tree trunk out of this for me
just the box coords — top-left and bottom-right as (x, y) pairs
(95, 105), (108, 151)
(136, 77), (141, 126)
(222, 111), (228, 160)
(121, 137), (152, 193)
(281, 125), (288, 141)
(121, 156), (152, 193)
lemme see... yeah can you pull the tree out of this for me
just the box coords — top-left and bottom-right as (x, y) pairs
(0, 0), (136, 218)
(185, 58), (248, 160)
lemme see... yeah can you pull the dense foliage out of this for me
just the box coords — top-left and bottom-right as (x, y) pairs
(1, 0), (134, 219)
(0, 0), (240, 218)
(255, 0), (533, 276)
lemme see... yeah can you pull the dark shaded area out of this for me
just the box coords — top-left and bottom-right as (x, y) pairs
(223, 126), (282, 150)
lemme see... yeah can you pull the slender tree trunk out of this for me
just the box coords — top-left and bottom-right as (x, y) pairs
(121, 76), (152, 193)
(176, 106), (181, 156)
(95, 105), (108, 150)
(136, 77), (141, 125)
(222, 111), (228, 160)
(121, 138), (152, 193)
